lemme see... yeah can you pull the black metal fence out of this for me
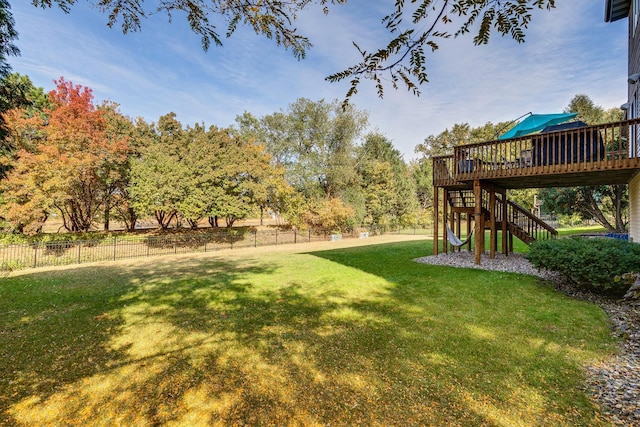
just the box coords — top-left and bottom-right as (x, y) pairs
(0, 226), (429, 272)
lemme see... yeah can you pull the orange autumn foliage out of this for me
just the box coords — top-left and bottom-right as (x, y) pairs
(1, 78), (129, 233)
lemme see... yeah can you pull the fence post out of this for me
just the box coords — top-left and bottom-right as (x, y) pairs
(77, 242), (82, 264)
(309, 229), (311, 243)
(294, 229), (297, 244)
(254, 229), (257, 247)
(275, 229), (278, 245)
(113, 237), (117, 261)
(33, 242), (38, 268)
(174, 236), (177, 254)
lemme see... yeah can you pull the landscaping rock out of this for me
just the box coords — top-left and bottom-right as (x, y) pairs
(623, 278), (640, 301)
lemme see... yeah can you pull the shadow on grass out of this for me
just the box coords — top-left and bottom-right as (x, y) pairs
(306, 240), (615, 425)
(0, 241), (614, 426)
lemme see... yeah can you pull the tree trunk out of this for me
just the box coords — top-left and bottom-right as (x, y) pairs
(103, 201), (110, 231)
(126, 207), (137, 231)
(613, 184), (627, 232)
(155, 210), (167, 229)
(580, 187), (615, 231)
(155, 210), (176, 229)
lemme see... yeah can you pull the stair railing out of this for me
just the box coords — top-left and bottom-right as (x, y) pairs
(447, 190), (557, 243)
(499, 196), (557, 242)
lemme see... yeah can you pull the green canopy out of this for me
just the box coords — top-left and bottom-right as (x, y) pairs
(498, 112), (578, 140)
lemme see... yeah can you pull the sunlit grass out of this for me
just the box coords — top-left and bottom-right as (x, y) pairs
(0, 240), (615, 426)
(557, 224), (607, 236)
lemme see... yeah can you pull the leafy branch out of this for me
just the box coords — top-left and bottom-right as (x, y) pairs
(31, 0), (347, 59)
(327, 0), (555, 107)
(28, 0), (555, 105)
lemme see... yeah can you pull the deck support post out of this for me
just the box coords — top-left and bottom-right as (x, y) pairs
(474, 180), (483, 265)
(509, 232), (513, 253)
(466, 212), (472, 251)
(489, 190), (497, 259)
(443, 189), (449, 254)
(455, 211), (461, 252)
(502, 189), (508, 256)
(433, 186), (439, 255)
(449, 205), (456, 253)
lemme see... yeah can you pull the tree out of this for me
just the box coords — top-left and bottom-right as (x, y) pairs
(236, 98), (367, 198)
(359, 159), (396, 226)
(415, 123), (475, 158)
(129, 116), (287, 229)
(128, 113), (186, 229)
(539, 186), (627, 230)
(0, 0), (19, 77)
(415, 120), (511, 159)
(303, 197), (355, 233)
(0, 73), (49, 176)
(28, 0), (556, 103)
(99, 101), (136, 230)
(327, 0), (557, 105)
(236, 98), (369, 230)
(411, 158), (432, 211)
(0, 73), (48, 115)
(359, 132), (418, 227)
(1, 78), (129, 232)
(188, 125), (284, 228)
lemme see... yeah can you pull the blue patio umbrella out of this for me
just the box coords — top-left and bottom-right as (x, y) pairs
(498, 112), (578, 140)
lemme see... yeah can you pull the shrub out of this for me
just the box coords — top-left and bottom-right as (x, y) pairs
(527, 237), (640, 296)
(303, 197), (355, 233)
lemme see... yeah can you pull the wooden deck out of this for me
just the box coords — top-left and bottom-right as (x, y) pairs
(433, 118), (640, 189)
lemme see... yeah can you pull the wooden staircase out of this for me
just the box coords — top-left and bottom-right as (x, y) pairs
(446, 190), (557, 245)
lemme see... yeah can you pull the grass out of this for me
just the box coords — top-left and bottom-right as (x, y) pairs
(0, 238), (616, 426)
(556, 224), (607, 236)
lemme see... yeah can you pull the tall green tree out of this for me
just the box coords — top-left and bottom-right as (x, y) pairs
(359, 133), (418, 227)
(236, 98), (369, 230)
(28, 0), (556, 103)
(411, 158), (432, 210)
(128, 113), (187, 229)
(129, 116), (287, 229)
(184, 124), (284, 228)
(99, 101), (136, 230)
(0, 0), (19, 77)
(415, 120), (510, 159)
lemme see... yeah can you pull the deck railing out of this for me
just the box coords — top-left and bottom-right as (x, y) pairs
(433, 155), (457, 186)
(433, 118), (640, 186)
(502, 198), (557, 241)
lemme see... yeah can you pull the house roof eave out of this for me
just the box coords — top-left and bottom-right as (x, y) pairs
(606, 0), (631, 22)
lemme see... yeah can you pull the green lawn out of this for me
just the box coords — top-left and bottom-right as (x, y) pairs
(0, 239), (615, 426)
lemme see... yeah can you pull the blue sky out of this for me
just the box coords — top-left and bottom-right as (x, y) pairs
(9, 1), (628, 159)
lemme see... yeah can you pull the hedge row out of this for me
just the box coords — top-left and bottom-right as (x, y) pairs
(527, 237), (640, 296)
